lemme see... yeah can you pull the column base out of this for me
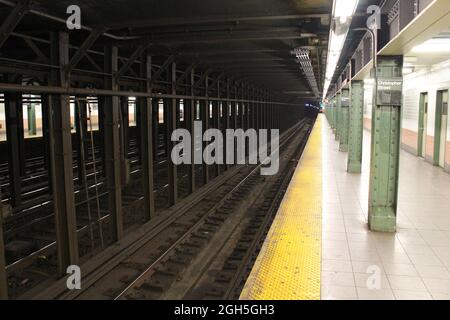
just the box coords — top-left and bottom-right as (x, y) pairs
(347, 161), (361, 173)
(369, 207), (397, 233)
(339, 144), (348, 152)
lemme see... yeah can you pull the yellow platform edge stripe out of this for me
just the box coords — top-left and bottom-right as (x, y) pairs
(240, 116), (323, 300)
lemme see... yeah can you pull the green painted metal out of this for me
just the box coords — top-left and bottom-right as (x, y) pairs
(329, 102), (335, 129)
(348, 81), (364, 173)
(368, 56), (403, 233)
(335, 93), (341, 141)
(339, 89), (350, 152)
(27, 103), (37, 135)
(433, 90), (448, 166)
(332, 99), (337, 132)
(417, 93), (428, 158)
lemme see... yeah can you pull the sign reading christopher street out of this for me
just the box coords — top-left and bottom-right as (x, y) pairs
(376, 78), (403, 106)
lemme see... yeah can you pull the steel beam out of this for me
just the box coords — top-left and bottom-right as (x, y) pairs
(186, 69), (196, 193)
(120, 96), (130, 160)
(0, 189), (7, 300)
(49, 32), (79, 274)
(368, 56), (403, 233)
(41, 95), (52, 187)
(105, 13), (328, 29)
(167, 62), (178, 205)
(339, 88), (350, 152)
(117, 44), (149, 79)
(348, 81), (364, 173)
(214, 79), (221, 176)
(176, 63), (199, 86)
(67, 28), (105, 73)
(103, 45), (123, 240)
(202, 74), (210, 184)
(224, 79), (231, 171)
(23, 37), (50, 63)
(4, 91), (22, 207)
(0, 0), (32, 48)
(139, 54), (155, 220)
(74, 98), (88, 185)
(152, 55), (176, 83)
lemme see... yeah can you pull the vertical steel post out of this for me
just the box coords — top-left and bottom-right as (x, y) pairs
(339, 88), (350, 152)
(103, 45), (123, 240)
(224, 79), (231, 171)
(186, 69), (196, 193)
(202, 74), (210, 184)
(49, 32), (79, 274)
(348, 81), (364, 173)
(0, 189), (7, 300)
(246, 85), (251, 130)
(120, 96), (130, 160)
(152, 98), (159, 162)
(4, 91), (22, 207)
(214, 79), (221, 176)
(74, 98), (88, 186)
(41, 94), (53, 193)
(335, 93), (342, 141)
(167, 62), (178, 205)
(139, 54), (155, 220)
(368, 56), (403, 232)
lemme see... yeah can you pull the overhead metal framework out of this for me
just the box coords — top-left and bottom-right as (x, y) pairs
(0, 0), (332, 300)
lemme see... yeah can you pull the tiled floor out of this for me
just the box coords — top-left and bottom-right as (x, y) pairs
(321, 116), (450, 300)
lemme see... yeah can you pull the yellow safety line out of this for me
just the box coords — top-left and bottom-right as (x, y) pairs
(240, 116), (323, 300)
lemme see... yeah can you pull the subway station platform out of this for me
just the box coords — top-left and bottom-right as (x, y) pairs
(241, 114), (450, 300)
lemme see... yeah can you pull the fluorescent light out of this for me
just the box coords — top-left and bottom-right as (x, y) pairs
(322, 0), (360, 100)
(411, 38), (450, 53)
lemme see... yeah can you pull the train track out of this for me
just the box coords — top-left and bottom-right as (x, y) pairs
(28, 119), (312, 300)
(114, 121), (312, 300)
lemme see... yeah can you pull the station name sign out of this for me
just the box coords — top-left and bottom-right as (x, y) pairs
(376, 78), (403, 106)
(341, 96), (350, 108)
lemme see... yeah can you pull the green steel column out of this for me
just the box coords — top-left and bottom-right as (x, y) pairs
(368, 56), (403, 233)
(348, 81), (364, 173)
(27, 102), (37, 136)
(339, 89), (350, 152)
(335, 93), (341, 141)
(333, 99), (337, 133)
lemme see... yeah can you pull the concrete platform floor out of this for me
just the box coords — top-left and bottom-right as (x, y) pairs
(321, 115), (450, 300)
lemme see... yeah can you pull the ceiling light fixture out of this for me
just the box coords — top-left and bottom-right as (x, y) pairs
(322, 0), (360, 100)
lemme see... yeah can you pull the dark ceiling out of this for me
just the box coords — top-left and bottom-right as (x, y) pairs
(0, 0), (334, 104)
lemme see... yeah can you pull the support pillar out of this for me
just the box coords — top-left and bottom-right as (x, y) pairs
(348, 81), (364, 173)
(339, 89), (350, 152)
(139, 54), (155, 220)
(186, 69), (196, 193)
(152, 98), (159, 162)
(104, 45), (123, 240)
(4, 91), (22, 207)
(335, 93), (341, 141)
(167, 62), (178, 205)
(74, 98), (88, 186)
(0, 189), (8, 300)
(368, 56), (403, 233)
(214, 80), (221, 176)
(49, 32), (79, 273)
(202, 74), (210, 184)
(224, 79), (231, 171)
